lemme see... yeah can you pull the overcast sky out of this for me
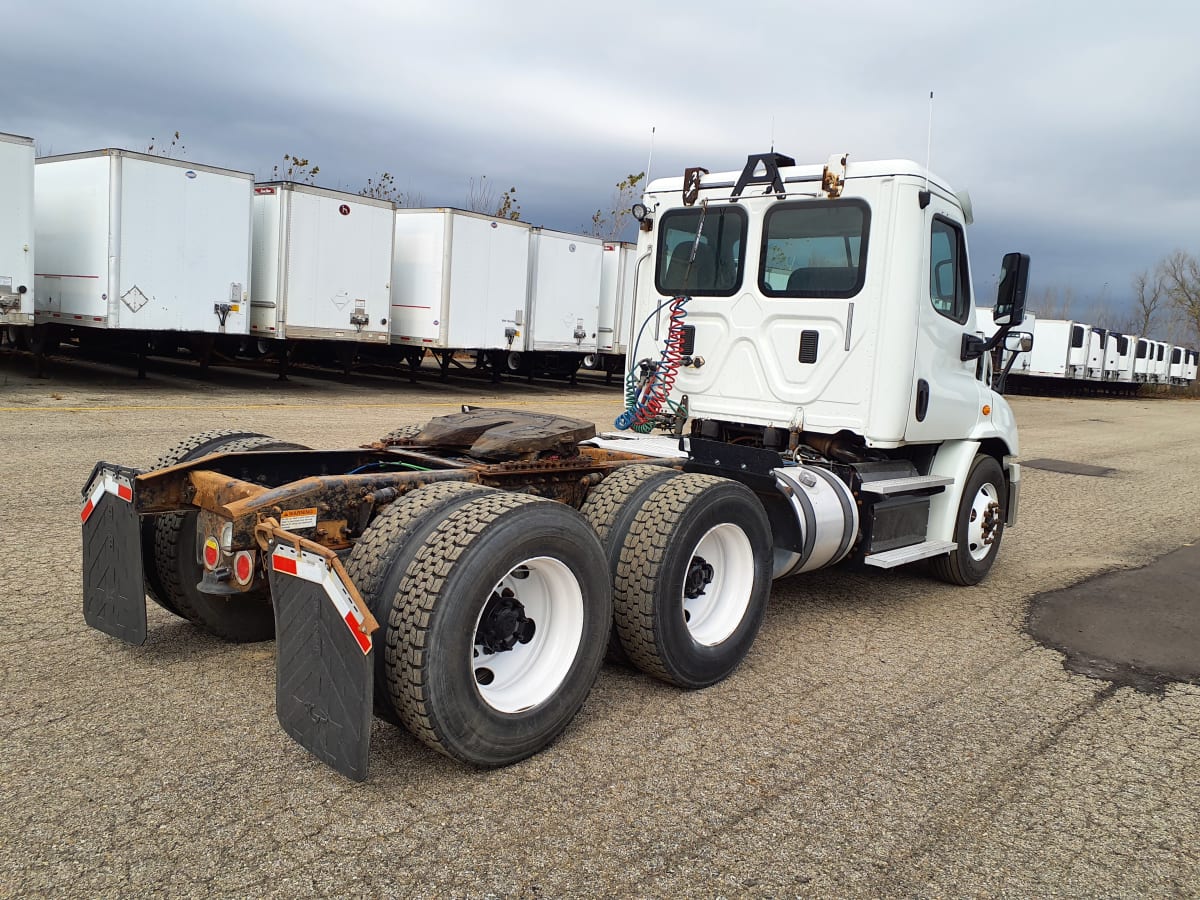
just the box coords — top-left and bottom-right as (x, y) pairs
(6, 0), (1199, 326)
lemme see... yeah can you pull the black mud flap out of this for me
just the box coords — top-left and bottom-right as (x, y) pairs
(268, 542), (375, 782)
(81, 464), (147, 645)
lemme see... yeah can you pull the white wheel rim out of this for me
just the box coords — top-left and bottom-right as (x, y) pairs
(682, 523), (755, 646)
(966, 481), (1002, 562)
(472, 556), (584, 713)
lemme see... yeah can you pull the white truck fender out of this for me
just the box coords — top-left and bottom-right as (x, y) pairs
(925, 439), (981, 543)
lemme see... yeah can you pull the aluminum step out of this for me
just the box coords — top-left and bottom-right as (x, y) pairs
(863, 540), (956, 569)
(860, 474), (954, 495)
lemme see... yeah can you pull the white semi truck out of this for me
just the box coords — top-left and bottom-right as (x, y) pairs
(79, 150), (1029, 781)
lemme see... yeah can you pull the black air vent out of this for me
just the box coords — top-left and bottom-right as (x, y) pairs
(798, 330), (819, 364)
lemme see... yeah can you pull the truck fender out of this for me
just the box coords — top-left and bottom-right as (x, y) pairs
(925, 440), (981, 544)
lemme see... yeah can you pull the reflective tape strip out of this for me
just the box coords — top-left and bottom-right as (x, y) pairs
(270, 545), (372, 654)
(81, 471), (134, 523)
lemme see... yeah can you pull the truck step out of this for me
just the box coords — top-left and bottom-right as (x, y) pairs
(863, 539), (956, 569)
(860, 474), (954, 495)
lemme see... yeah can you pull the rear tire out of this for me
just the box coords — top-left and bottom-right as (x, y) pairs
(343, 481), (496, 725)
(929, 455), (1006, 586)
(579, 464), (683, 663)
(149, 432), (308, 641)
(384, 492), (611, 766)
(141, 430), (266, 618)
(612, 474), (772, 688)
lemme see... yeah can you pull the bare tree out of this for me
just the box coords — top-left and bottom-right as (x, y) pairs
(147, 130), (187, 158)
(1035, 285), (1075, 320)
(1159, 249), (1200, 345)
(271, 153), (320, 184)
(586, 172), (646, 240)
(1130, 269), (1165, 336)
(360, 172), (425, 207)
(465, 176), (520, 220)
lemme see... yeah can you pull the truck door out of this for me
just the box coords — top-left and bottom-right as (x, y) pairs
(904, 200), (984, 442)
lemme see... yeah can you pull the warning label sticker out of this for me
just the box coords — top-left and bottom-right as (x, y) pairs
(280, 508), (318, 530)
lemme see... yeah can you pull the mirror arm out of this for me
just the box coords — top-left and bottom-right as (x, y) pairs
(961, 321), (1014, 361)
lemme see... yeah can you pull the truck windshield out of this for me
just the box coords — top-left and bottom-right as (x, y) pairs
(759, 200), (869, 298)
(656, 206), (747, 297)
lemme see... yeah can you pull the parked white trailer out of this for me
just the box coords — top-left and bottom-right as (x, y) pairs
(1133, 337), (1154, 381)
(1027, 319), (1088, 380)
(1084, 327), (1106, 380)
(34, 149), (252, 335)
(597, 241), (637, 358)
(250, 182), (392, 346)
(1114, 333), (1138, 383)
(390, 208), (531, 364)
(1151, 340), (1170, 383)
(1101, 331), (1122, 381)
(527, 228), (603, 358)
(0, 132), (35, 331)
(1169, 345), (1187, 384)
(1185, 349), (1199, 384)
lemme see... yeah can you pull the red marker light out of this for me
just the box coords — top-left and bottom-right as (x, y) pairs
(203, 538), (220, 569)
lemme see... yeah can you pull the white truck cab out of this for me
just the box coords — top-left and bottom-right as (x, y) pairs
(620, 151), (1029, 584)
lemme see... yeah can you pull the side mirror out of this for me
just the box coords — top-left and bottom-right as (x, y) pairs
(992, 252), (1030, 327)
(1004, 331), (1033, 353)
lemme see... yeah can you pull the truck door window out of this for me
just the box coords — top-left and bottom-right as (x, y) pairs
(655, 206), (747, 297)
(759, 200), (869, 298)
(929, 217), (970, 323)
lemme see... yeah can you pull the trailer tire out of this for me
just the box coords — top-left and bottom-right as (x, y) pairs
(343, 480), (496, 725)
(579, 464), (683, 663)
(612, 474), (772, 689)
(149, 432), (308, 641)
(929, 454), (1006, 586)
(385, 492), (611, 766)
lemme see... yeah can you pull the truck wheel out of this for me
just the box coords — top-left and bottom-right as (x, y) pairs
(930, 455), (1006, 586)
(141, 430), (267, 618)
(384, 492), (611, 766)
(343, 480), (496, 725)
(613, 474), (772, 688)
(579, 464), (682, 663)
(150, 433), (308, 641)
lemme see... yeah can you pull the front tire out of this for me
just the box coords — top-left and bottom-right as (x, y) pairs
(612, 474), (772, 688)
(384, 492), (612, 766)
(929, 454), (1006, 586)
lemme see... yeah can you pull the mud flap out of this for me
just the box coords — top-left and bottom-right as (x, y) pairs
(267, 541), (377, 782)
(81, 464), (147, 645)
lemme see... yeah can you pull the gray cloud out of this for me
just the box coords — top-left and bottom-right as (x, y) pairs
(5, 0), (1199, 323)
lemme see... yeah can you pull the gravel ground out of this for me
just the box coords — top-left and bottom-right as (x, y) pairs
(1, 354), (1198, 898)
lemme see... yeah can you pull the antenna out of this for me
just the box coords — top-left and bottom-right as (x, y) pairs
(924, 91), (934, 193)
(770, 116), (775, 153)
(918, 91), (934, 209)
(645, 126), (656, 186)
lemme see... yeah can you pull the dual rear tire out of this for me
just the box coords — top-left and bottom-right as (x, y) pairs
(582, 467), (774, 689)
(349, 487), (612, 767)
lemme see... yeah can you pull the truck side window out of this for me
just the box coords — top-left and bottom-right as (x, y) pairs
(656, 207), (747, 297)
(758, 200), (869, 298)
(929, 217), (970, 323)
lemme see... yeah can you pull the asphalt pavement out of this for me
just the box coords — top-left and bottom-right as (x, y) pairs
(1, 353), (1197, 898)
